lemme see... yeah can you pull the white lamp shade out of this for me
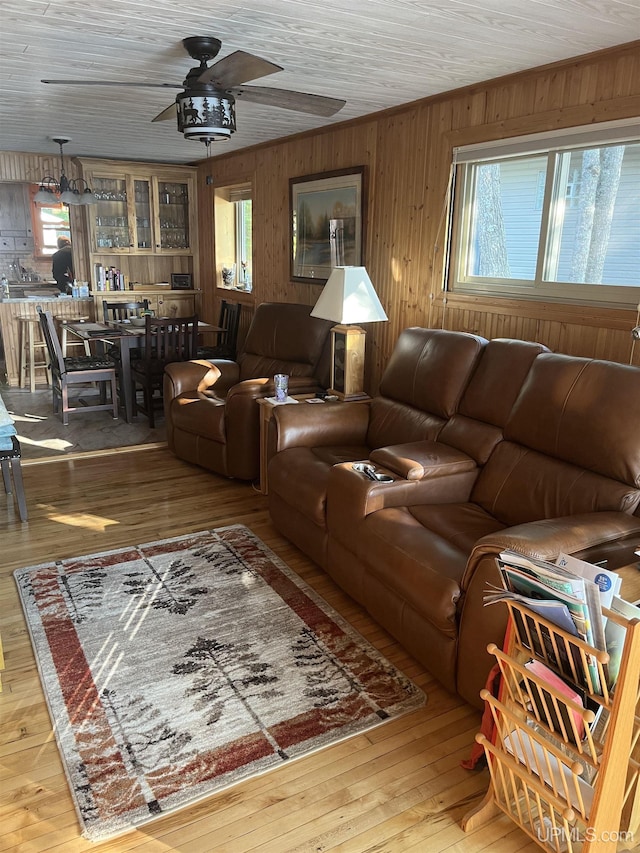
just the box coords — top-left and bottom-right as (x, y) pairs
(311, 266), (388, 325)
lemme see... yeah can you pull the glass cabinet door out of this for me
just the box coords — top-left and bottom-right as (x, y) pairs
(157, 181), (190, 250)
(133, 179), (152, 250)
(92, 177), (131, 250)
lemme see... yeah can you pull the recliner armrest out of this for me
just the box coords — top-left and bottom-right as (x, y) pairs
(326, 460), (479, 530)
(164, 359), (223, 399)
(462, 511), (640, 592)
(271, 402), (371, 452)
(370, 441), (477, 480)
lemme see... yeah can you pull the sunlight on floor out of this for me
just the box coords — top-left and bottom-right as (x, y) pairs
(47, 512), (120, 532)
(18, 435), (74, 452)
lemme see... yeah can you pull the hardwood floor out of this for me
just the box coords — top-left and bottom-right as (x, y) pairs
(0, 447), (537, 853)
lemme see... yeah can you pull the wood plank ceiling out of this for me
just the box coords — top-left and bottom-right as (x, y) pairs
(0, 0), (638, 166)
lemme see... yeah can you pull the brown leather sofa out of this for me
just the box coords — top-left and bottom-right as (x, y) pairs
(163, 302), (332, 480)
(268, 331), (640, 709)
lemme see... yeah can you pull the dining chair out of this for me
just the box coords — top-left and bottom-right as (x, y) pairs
(131, 314), (199, 427)
(102, 300), (150, 322)
(37, 308), (119, 426)
(196, 300), (242, 361)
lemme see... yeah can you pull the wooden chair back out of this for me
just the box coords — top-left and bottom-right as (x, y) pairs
(131, 315), (199, 427)
(37, 307), (66, 376)
(102, 300), (149, 322)
(196, 300), (242, 361)
(141, 315), (199, 364)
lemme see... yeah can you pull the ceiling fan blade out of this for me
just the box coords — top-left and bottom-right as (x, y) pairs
(197, 51), (283, 88)
(231, 85), (346, 117)
(152, 102), (178, 123)
(42, 79), (184, 88)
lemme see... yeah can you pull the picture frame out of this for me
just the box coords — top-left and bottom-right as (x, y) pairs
(290, 166), (365, 283)
(170, 273), (193, 290)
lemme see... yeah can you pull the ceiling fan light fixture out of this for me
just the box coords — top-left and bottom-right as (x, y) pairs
(177, 89), (236, 143)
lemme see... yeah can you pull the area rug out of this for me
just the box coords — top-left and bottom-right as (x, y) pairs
(14, 524), (425, 842)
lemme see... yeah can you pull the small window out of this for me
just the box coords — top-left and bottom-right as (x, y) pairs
(214, 184), (252, 291)
(30, 185), (71, 257)
(448, 121), (640, 308)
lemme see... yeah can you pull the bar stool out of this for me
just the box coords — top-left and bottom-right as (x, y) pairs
(58, 316), (92, 357)
(18, 317), (50, 394)
(1, 436), (27, 522)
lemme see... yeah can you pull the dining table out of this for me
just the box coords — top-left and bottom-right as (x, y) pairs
(66, 319), (222, 423)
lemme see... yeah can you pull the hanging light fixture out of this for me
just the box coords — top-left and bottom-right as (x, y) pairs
(33, 137), (98, 206)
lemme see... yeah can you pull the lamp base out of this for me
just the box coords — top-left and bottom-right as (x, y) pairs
(329, 324), (368, 401)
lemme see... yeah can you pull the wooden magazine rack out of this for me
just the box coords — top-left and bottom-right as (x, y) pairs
(462, 599), (640, 852)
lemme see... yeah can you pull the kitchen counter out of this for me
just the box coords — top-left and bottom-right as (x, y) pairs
(0, 297), (94, 387)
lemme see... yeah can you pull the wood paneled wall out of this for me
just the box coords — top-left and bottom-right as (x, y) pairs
(196, 40), (640, 391)
(0, 151), (89, 281)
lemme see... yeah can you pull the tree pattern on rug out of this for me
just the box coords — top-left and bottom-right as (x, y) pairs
(101, 689), (193, 773)
(292, 627), (365, 707)
(62, 568), (108, 622)
(173, 636), (284, 728)
(122, 557), (208, 615)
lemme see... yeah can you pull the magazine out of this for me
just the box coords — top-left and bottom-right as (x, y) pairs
(494, 551), (607, 693)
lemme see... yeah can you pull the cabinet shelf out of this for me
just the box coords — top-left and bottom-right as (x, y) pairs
(78, 158), (198, 291)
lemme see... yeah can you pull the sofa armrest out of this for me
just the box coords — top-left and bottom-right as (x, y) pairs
(326, 461), (479, 544)
(462, 511), (640, 591)
(271, 402), (371, 452)
(370, 441), (477, 480)
(455, 511), (640, 708)
(164, 359), (223, 400)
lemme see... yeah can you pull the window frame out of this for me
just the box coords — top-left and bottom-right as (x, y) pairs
(447, 119), (640, 310)
(214, 182), (253, 292)
(29, 184), (71, 259)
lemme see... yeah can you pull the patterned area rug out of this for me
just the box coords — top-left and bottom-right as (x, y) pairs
(15, 525), (426, 842)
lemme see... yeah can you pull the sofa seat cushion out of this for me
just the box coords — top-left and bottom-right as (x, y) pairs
(269, 445), (370, 526)
(354, 503), (506, 636)
(169, 393), (226, 442)
(409, 503), (506, 554)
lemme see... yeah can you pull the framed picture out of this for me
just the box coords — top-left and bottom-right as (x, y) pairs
(290, 166), (365, 283)
(171, 273), (193, 290)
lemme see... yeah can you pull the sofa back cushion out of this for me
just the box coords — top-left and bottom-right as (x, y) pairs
(238, 302), (332, 381)
(472, 441), (640, 526)
(368, 328), (486, 448)
(471, 353), (640, 525)
(506, 353), (640, 487)
(439, 338), (549, 463)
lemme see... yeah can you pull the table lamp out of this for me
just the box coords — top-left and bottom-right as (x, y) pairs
(311, 266), (388, 400)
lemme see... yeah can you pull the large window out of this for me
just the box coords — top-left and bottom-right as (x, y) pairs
(214, 183), (252, 291)
(448, 120), (640, 308)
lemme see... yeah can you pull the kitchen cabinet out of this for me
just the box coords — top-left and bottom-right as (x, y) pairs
(77, 159), (199, 293)
(0, 183), (34, 253)
(92, 289), (199, 321)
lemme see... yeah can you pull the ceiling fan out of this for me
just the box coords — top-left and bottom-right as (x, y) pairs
(42, 36), (346, 151)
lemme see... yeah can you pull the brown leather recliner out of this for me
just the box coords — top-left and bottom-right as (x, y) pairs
(163, 302), (332, 480)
